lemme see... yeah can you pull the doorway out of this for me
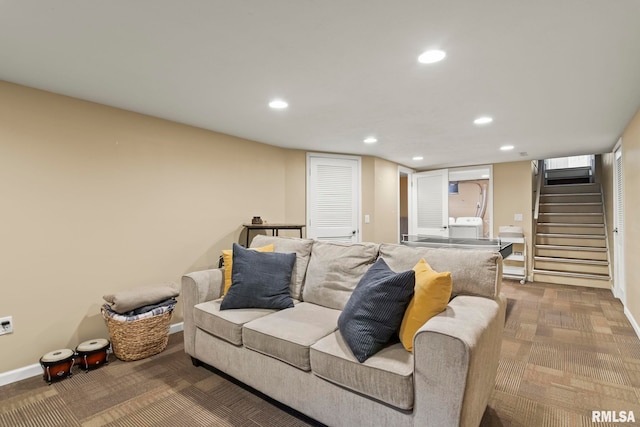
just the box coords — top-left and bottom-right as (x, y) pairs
(401, 165), (493, 240)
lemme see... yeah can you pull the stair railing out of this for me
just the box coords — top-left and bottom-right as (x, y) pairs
(531, 160), (544, 280)
(533, 159), (544, 222)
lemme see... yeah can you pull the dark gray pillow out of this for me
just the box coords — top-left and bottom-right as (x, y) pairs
(338, 258), (415, 363)
(220, 243), (295, 310)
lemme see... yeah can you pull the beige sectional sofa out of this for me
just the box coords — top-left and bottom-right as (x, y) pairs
(182, 235), (506, 427)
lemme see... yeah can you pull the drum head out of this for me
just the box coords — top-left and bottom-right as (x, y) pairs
(41, 348), (74, 363)
(76, 338), (109, 352)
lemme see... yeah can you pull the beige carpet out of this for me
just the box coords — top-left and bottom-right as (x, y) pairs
(482, 281), (640, 427)
(2, 280), (640, 426)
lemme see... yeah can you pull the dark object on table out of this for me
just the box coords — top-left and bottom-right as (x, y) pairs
(252, 216), (263, 224)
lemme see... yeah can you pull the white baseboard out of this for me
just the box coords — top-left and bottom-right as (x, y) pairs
(0, 321), (185, 388)
(169, 321), (184, 335)
(624, 306), (640, 339)
(0, 363), (42, 387)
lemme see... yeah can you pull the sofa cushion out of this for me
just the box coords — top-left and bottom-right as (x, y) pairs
(242, 302), (341, 371)
(220, 244), (295, 310)
(250, 235), (314, 300)
(379, 243), (501, 299)
(194, 299), (276, 345)
(338, 258), (415, 362)
(310, 331), (414, 410)
(399, 259), (452, 352)
(221, 243), (274, 296)
(303, 241), (379, 310)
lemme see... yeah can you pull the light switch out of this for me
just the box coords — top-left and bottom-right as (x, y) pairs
(514, 213), (523, 221)
(364, 214), (370, 224)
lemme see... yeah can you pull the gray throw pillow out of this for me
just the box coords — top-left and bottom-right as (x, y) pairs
(220, 243), (296, 310)
(338, 258), (415, 363)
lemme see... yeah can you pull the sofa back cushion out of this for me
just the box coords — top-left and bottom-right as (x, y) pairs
(378, 243), (502, 299)
(250, 235), (314, 300)
(303, 241), (379, 310)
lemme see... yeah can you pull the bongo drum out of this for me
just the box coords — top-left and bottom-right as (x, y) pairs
(40, 349), (74, 385)
(75, 338), (110, 372)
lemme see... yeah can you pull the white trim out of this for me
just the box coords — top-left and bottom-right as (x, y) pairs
(624, 306), (640, 339)
(397, 166), (414, 243)
(169, 321), (184, 334)
(0, 321), (185, 387)
(0, 363), (42, 387)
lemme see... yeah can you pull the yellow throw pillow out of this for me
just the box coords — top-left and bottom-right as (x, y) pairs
(222, 244), (274, 295)
(399, 258), (452, 352)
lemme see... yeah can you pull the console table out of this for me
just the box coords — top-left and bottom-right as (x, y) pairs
(242, 223), (305, 247)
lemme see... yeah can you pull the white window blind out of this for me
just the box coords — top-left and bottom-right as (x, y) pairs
(315, 164), (353, 228)
(416, 174), (443, 229)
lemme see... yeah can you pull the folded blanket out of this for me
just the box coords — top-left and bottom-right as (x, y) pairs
(121, 298), (177, 316)
(102, 301), (176, 322)
(103, 283), (179, 314)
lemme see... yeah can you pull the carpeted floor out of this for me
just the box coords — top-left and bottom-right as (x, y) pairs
(1, 280), (640, 426)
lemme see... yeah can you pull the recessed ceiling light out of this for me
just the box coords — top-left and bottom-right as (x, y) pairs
(412, 156), (424, 161)
(474, 116), (493, 125)
(418, 50), (446, 64)
(364, 137), (377, 144)
(269, 99), (288, 109)
(500, 145), (515, 151)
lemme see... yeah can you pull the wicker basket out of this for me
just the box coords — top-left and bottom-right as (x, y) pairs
(101, 308), (172, 361)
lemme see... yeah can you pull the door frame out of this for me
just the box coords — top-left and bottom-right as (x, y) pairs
(398, 166), (414, 243)
(306, 152), (362, 242)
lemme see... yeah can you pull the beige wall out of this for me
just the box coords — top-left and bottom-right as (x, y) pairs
(284, 149), (307, 230)
(360, 157), (399, 243)
(622, 108), (640, 328)
(0, 81), (404, 374)
(399, 177), (408, 217)
(373, 157), (400, 243)
(493, 161), (533, 277)
(0, 81), (300, 373)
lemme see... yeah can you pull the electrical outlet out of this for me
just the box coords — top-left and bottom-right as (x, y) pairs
(0, 316), (13, 335)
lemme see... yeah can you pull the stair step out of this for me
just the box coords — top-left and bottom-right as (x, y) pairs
(533, 256), (609, 265)
(539, 194), (602, 204)
(541, 183), (600, 194)
(539, 203), (602, 214)
(540, 193), (601, 198)
(537, 223), (603, 227)
(535, 246), (608, 261)
(539, 202), (601, 206)
(536, 224), (605, 235)
(535, 244), (607, 252)
(533, 269), (611, 288)
(533, 257), (609, 275)
(538, 212), (603, 216)
(537, 213), (604, 224)
(536, 233), (605, 239)
(536, 235), (606, 247)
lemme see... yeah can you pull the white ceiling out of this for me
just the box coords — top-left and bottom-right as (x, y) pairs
(2, 1), (640, 169)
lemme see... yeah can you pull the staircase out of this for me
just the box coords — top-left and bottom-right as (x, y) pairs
(533, 182), (612, 288)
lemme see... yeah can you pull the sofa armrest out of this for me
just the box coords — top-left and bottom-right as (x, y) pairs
(181, 268), (225, 356)
(412, 293), (506, 427)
